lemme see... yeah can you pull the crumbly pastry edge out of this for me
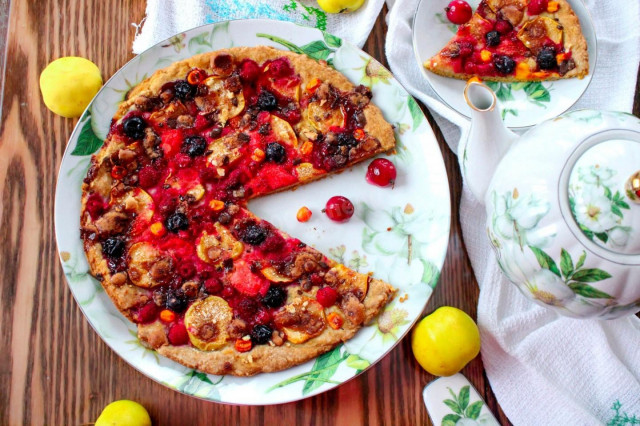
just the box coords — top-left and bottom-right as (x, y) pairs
(151, 278), (395, 376)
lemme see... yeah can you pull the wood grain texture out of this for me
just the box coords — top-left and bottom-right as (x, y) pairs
(0, 1), (638, 425)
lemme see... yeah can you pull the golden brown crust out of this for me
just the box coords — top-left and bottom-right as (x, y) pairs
(425, 0), (589, 82)
(148, 279), (394, 376)
(81, 46), (398, 376)
(553, 0), (588, 78)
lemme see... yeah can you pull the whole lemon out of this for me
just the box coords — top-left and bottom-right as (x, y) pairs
(317, 0), (366, 13)
(95, 400), (152, 426)
(39, 56), (102, 118)
(411, 306), (480, 376)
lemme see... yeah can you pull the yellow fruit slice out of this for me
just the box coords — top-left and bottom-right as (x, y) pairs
(202, 76), (245, 124)
(120, 188), (154, 224)
(518, 17), (563, 50)
(487, 0), (526, 26)
(274, 298), (326, 344)
(95, 400), (151, 426)
(270, 115), (298, 148)
(196, 224), (244, 265)
(39, 56), (102, 118)
(411, 306), (481, 376)
(127, 242), (170, 288)
(306, 101), (346, 133)
(185, 296), (233, 351)
(207, 132), (244, 169)
(261, 266), (293, 283)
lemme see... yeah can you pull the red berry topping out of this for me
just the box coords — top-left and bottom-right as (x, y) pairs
(527, 0), (548, 15)
(316, 287), (338, 307)
(85, 193), (106, 220)
(138, 165), (160, 189)
(266, 58), (293, 78)
(133, 302), (158, 324)
(254, 309), (272, 325)
(239, 59), (260, 82)
(174, 153), (192, 168)
(445, 0), (473, 25)
(495, 19), (513, 35)
(204, 277), (223, 294)
(324, 196), (355, 223)
(366, 158), (397, 187)
(177, 262), (196, 279)
(168, 321), (189, 345)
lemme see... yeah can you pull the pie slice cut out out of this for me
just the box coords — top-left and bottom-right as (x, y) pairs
(425, 0), (589, 81)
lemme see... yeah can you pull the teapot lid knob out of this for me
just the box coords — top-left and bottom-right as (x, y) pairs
(625, 171), (640, 204)
(562, 130), (640, 258)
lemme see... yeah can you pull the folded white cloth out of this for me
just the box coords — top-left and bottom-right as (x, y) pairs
(385, 0), (640, 424)
(132, 0), (385, 53)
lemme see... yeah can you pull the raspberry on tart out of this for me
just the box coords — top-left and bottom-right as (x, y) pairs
(80, 47), (397, 376)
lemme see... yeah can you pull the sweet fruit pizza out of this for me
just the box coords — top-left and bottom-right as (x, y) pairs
(426, 0), (589, 81)
(80, 47), (398, 376)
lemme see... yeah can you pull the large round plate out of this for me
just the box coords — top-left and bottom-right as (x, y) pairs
(54, 19), (451, 404)
(412, 0), (597, 129)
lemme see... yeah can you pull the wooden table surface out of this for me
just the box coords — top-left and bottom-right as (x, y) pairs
(0, 1), (638, 425)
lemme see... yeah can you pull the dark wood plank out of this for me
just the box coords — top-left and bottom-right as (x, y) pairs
(0, 1), (637, 425)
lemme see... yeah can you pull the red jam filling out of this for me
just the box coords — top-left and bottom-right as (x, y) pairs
(102, 56), (366, 335)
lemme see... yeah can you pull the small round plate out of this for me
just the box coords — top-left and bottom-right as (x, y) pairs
(54, 20), (451, 404)
(412, 0), (597, 129)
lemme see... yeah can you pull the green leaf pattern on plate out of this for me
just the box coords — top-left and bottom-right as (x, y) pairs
(71, 110), (103, 156)
(485, 81), (552, 120)
(441, 385), (493, 426)
(268, 344), (369, 395)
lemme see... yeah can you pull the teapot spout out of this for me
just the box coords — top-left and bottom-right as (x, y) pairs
(461, 81), (518, 204)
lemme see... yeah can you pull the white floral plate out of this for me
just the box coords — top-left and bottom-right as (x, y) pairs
(412, 0), (597, 129)
(54, 19), (451, 404)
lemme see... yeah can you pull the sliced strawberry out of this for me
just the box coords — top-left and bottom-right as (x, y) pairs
(228, 260), (270, 296)
(160, 129), (183, 157)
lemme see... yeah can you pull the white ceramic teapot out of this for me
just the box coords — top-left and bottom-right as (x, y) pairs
(462, 81), (640, 319)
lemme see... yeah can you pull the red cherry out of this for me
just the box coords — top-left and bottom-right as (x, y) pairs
(495, 19), (513, 35)
(527, 0), (548, 15)
(445, 0), (473, 25)
(133, 302), (158, 324)
(316, 287), (338, 308)
(239, 59), (260, 82)
(204, 277), (223, 294)
(366, 158), (397, 187)
(324, 196), (355, 223)
(177, 262), (196, 279)
(85, 193), (106, 219)
(168, 321), (189, 345)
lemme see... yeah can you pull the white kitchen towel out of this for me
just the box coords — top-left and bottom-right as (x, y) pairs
(385, 0), (640, 424)
(132, 0), (384, 53)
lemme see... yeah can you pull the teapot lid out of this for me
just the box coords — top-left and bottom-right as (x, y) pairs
(562, 129), (640, 257)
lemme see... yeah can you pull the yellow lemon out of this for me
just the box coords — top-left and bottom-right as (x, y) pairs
(39, 56), (102, 118)
(95, 400), (151, 426)
(317, 0), (366, 14)
(411, 306), (480, 376)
